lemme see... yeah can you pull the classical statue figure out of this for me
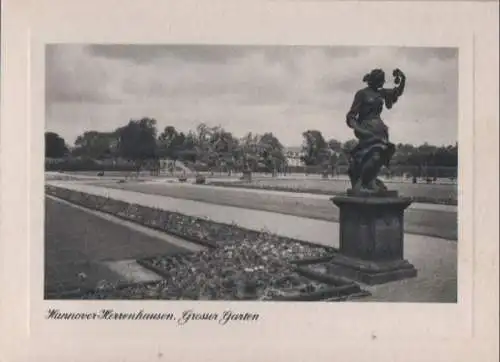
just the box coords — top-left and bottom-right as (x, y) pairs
(345, 68), (406, 194)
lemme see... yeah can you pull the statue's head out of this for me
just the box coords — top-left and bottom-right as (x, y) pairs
(363, 69), (385, 89)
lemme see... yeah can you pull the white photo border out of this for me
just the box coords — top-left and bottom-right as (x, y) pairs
(1, 1), (498, 361)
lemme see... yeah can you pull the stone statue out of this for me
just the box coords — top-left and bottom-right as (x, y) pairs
(325, 68), (416, 285)
(345, 68), (406, 194)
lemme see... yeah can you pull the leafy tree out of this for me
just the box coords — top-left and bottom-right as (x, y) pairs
(258, 132), (285, 175)
(189, 124), (241, 174)
(301, 130), (328, 166)
(158, 126), (178, 158)
(238, 132), (264, 172)
(116, 118), (158, 173)
(191, 123), (218, 170)
(72, 131), (117, 159)
(333, 139), (357, 166)
(388, 142), (457, 176)
(209, 127), (239, 174)
(158, 126), (189, 169)
(392, 143), (416, 166)
(176, 131), (198, 164)
(326, 139), (343, 174)
(342, 139), (358, 154)
(45, 132), (68, 158)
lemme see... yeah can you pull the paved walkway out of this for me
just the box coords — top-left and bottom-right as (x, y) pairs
(81, 180), (457, 240)
(145, 180), (456, 212)
(46, 181), (457, 302)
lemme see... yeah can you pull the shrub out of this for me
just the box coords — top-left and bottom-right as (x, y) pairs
(195, 174), (206, 184)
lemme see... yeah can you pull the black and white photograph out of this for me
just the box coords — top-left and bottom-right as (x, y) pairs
(1, 1), (499, 362)
(44, 44), (459, 303)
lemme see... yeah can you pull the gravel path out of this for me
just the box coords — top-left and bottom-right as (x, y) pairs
(91, 181), (457, 240)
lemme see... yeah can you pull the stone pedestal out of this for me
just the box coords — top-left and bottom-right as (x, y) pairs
(329, 190), (417, 285)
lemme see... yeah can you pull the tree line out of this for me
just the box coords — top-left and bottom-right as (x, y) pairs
(46, 118), (287, 175)
(298, 129), (458, 172)
(45, 117), (458, 176)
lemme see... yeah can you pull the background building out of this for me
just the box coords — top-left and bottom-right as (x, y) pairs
(284, 146), (304, 167)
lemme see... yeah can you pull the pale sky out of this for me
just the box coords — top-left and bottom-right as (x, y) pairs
(46, 44), (458, 148)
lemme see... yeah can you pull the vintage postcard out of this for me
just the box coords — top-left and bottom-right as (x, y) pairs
(1, 1), (498, 361)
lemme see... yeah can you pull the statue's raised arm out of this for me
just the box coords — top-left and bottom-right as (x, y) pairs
(382, 68), (406, 109)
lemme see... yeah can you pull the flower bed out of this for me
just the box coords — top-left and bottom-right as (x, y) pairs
(45, 174), (82, 181)
(45, 280), (162, 300)
(45, 185), (337, 256)
(208, 181), (458, 206)
(79, 247), (365, 301)
(80, 273), (365, 301)
(45, 185), (370, 301)
(132, 244), (366, 301)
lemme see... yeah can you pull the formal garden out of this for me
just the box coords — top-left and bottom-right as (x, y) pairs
(45, 185), (369, 301)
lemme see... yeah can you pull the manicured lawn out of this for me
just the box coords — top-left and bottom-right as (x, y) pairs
(45, 197), (190, 296)
(211, 178), (458, 205)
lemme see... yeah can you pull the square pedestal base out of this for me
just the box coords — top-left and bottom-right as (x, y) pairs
(326, 254), (417, 285)
(329, 193), (418, 285)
